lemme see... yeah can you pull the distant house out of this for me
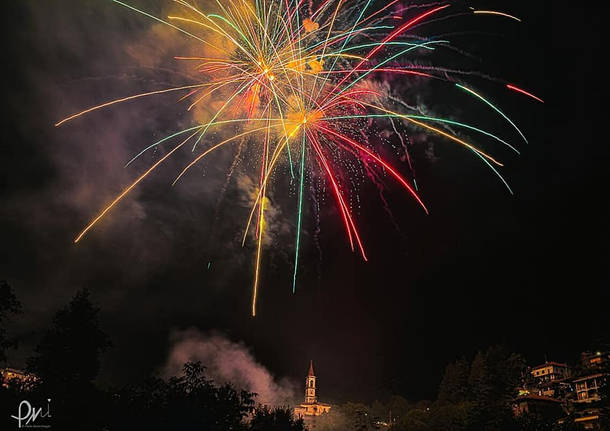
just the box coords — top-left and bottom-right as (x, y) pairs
(526, 361), (571, 398)
(581, 351), (610, 368)
(531, 362), (569, 383)
(573, 373), (605, 403)
(573, 413), (601, 430)
(513, 393), (564, 420)
(517, 351), (608, 429)
(1, 367), (36, 388)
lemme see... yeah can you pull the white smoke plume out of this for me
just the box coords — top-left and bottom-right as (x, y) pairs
(164, 329), (298, 406)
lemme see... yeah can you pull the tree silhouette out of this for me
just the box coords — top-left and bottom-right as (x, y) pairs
(0, 280), (22, 363)
(437, 357), (470, 405)
(110, 361), (255, 431)
(389, 346), (526, 431)
(26, 288), (111, 429)
(27, 288), (110, 390)
(467, 345), (525, 430)
(249, 405), (305, 431)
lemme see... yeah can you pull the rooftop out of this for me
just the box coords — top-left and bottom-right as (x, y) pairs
(515, 394), (562, 403)
(572, 373), (605, 382)
(308, 360), (315, 377)
(531, 362), (568, 370)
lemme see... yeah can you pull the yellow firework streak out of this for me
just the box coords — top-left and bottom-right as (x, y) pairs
(74, 129), (201, 243)
(473, 10), (522, 22)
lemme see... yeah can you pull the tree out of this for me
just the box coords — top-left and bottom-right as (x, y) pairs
(314, 407), (350, 431)
(387, 395), (411, 422)
(27, 289), (111, 390)
(26, 289), (111, 429)
(338, 402), (372, 430)
(249, 406), (305, 431)
(467, 345), (525, 430)
(390, 407), (430, 431)
(0, 280), (22, 363)
(437, 357), (470, 405)
(428, 401), (475, 431)
(110, 361), (254, 431)
(370, 399), (387, 423)
(468, 350), (491, 404)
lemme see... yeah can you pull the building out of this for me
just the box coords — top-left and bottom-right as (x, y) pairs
(531, 362), (569, 383)
(581, 351), (610, 368)
(573, 413), (601, 430)
(566, 350), (609, 429)
(557, 411), (601, 430)
(517, 351), (608, 429)
(294, 361), (331, 427)
(573, 373), (605, 403)
(513, 393), (564, 420)
(1, 368), (35, 388)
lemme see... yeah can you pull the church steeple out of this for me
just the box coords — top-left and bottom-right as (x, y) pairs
(294, 360), (331, 418)
(305, 360), (317, 403)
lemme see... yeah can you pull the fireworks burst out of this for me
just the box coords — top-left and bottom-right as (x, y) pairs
(57, 0), (542, 316)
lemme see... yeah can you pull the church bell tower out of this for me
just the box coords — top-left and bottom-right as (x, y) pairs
(294, 360), (331, 419)
(305, 360), (317, 404)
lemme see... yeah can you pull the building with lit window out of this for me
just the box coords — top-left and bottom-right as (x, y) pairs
(517, 351), (608, 429)
(0, 368), (36, 388)
(581, 351), (609, 368)
(531, 362), (569, 383)
(573, 373), (605, 403)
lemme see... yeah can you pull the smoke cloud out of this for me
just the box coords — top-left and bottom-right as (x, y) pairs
(164, 329), (298, 406)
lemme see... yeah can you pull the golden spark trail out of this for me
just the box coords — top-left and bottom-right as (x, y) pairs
(363, 102), (504, 166)
(173, 125), (281, 185)
(55, 84), (209, 126)
(252, 115), (273, 317)
(74, 129), (201, 243)
(473, 10), (522, 22)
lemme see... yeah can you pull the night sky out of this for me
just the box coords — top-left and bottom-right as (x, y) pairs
(2, 0), (607, 404)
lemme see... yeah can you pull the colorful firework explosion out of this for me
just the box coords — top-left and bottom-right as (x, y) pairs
(56, 0), (543, 316)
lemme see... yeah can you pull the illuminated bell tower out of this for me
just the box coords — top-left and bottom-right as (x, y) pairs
(305, 360), (317, 404)
(294, 360), (330, 418)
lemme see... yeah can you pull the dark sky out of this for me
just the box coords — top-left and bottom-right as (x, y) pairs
(2, 0), (607, 404)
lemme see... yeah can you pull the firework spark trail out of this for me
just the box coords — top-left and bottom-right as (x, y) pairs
(292, 134), (306, 293)
(456, 84), (528, 143)
(309, 131), (364, 259)
(472, 10), (522, 22)
(316, 124), (428, 213)
(55, 84), (208, 127)
(324, 113), (520, 154)
(356, 102), (506, 166)
(56, 0), (539, 316)
(329, 4), (451, 95)
(74, 128), (202, 244)
(206, 138), (246, 257)
(357, 128), (401, 230)
(252, 129), (269, 317)
(506, 84), (545, 103)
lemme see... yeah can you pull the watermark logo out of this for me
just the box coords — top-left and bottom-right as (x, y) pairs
(10, 399), (51, 429)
